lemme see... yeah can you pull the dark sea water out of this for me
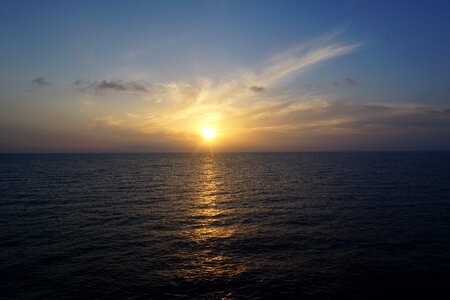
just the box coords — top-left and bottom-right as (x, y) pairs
(1, 152), (450, 299)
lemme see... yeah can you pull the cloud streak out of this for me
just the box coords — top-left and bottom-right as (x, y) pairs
(332, 78), (358, 86)
(249, 85), (265, 92)
(4, 30), (449, 152)
(247, 43), (359, 88)
(50, 31), (450, 150)
(75, 79), (149, 94)
(32, 77), (50, 87)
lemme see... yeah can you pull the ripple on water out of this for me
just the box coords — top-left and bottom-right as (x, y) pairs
(1, 152), (450, 299)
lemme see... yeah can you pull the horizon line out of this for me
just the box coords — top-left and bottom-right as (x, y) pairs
(1, 150), (450, 155)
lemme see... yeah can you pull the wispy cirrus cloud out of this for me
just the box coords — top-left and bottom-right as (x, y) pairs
(244, 43), (359, 89)
(81, 31), (449, 150)
(6, 31), (449, 152)
(87, 35), (362, 135)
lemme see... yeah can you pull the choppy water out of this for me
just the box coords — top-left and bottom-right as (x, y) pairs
(1, 152), (450, 299)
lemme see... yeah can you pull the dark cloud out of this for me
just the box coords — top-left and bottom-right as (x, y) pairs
(32, 77), (50, 87)
(331, 78), (358, 87)
(303, 83), (324, 90)
(75, 79), (149, 94)
(244, 99), (450, 141)
(131, 83), (149, 93)
(343, 78), (358, 86)
(249, 85), (265, 92)
(95, 80), (128, 91)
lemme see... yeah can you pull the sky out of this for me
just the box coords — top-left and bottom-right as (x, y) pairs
(0, 0), (449, 152)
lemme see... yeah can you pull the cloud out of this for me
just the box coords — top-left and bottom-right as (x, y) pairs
(132, 83), (148, 92)
(95, 80), (127, 91)
(8, 30), (450, 152)
(85, 34), (363, 142)
(249, 85), (265, 92)
(343, 77), (358, 86)
(74, 79), (149, 94)
(88, 96), (450, 151)
(332, 78), (358, 86)
(331, 77), (359, 87)
(94, 80), (150, 93)
(32, 77), (50, 87)
(248, 43), (359, 88)
(257, 101), (450, 133)
(76, 31), (448, 150)
(303, 83), (324, 90)
(93, 115), (125, 128)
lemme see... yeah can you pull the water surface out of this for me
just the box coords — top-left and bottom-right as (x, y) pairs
(1, 153), (450, 299)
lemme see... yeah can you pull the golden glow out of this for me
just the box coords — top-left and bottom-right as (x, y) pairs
(202, 127), (216, 141)
(175, 156), (245, 280)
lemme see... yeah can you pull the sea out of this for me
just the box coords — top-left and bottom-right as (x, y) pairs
(1, 152), (450, 299)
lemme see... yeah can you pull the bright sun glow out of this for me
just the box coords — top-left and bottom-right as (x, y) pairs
(202, 128), (216, 141)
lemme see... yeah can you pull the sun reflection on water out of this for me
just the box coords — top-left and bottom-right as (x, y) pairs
(178, 155), (245, 281)
(185, 156), (236, 241)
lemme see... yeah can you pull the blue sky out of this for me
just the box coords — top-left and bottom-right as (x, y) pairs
(0, 0), (449, 151)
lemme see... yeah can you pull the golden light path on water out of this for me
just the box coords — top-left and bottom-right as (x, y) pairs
(178, 155), (245, 282)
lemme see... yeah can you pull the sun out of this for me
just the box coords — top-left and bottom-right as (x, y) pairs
(202, 128), (216, 141)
